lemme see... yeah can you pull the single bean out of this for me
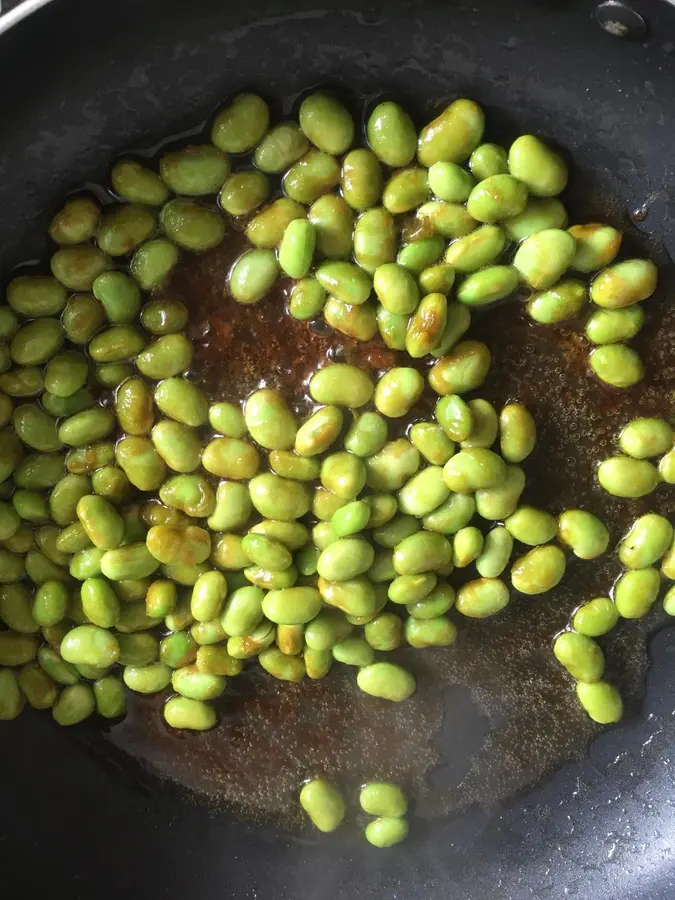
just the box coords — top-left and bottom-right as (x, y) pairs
(253, 122), (309, 173)
(467, 174), (528, 223)
(511, 545), (566, 595)
(558, 509), (610, 560)
(428, 340), (491, 395)
(590, 259), (657, 309)
(456, 577), (509, 618)
(159, 144), (229, 196)
(160, 198), (225, 251)
(211, 93), (270, 153)
(219, 170), (270, 217)
(52, 683), (95, 725)
(597, 455), (658, 498)
(356, 662), (416, 701)
(553, 631), (604, 682)
(353, 207), (397, 274)
(505, 505), (557, 546)
(585, 306), (645, 345)
(341, 148), (383, 211)
(589, 344), (644, 388)
(576, 681), (623, 724)
(299, 778), (346, 832)
(618, 417), (673, 459)
(245, 198), (306, 249)
(513, 229), (577, 290)
(164, 696), (216, 731)
(572, 597), (619, 637)
(418, 98), (484, 166)
(365, 817), (410, 848)
(111, 160), (169, 206)
(367, 101), (416, 167)
(469, 143), (509, 180)
(508, 134), (568, 196)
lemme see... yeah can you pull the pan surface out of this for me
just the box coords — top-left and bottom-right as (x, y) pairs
(1, 1), (675, 898)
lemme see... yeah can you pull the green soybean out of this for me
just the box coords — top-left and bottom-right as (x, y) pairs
(597, 455), (658, 498)
(511, 545), (566, 595)
(576, 681), (623, 724)
(589, 344), (644, 388)
(572, 597), (619, 637)
(356, 662), (416, 701)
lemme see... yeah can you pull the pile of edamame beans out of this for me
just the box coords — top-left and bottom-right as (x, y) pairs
(0, 88), (669, 844)
(551, 415), (675, 728)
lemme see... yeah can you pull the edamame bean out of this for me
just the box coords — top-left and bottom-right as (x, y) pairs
(323, 297), (378, 342)
(365, 817), (409, 848)
(366, 439), (420, 492)
(360, 782), (407, 817)
(443, 448), (506, 493)
(511, 545), (566, 595)
(298, 92), (354, 155)
(569, 223), (622, 273)
(253, 122), (309, 173)
(576, 681), (623, 724)
(393, 531), (452, 575)
(219, 169), (269, 217)
(428, 340), (491, 395)
(383, 167), (430, 214)
(171, 665), (226, 699)
(527, 279), (587, 324)
(247, 200), (306, 251)
(597, 456), (658, 498)
(164, 696), (216, 730)
(160, 199), (225, 251)
(467, 175), (528, 223)
(659, 448), (675, 485)
(309, 364), (374, 408)
(374, 367), (424, 418)
(585, 306), (645, 346)
(456, 578), (509, 617)
(409, 422), (455, 465)
(617, 514), (672, 570)
(93, 675), (126, 718)
(364, 612), (403, 650)
(299, 778), (345, 832)
(614, 567), (661, 619)
(160, 144), (229, 196)
(513, 229), (576, 290)
(248, 473), (310, 520)
(505, 506), (557, 546)
(211, 93), (270, 153)
(331, 500), (370, 537)
(398, 467), (449, 518)
(353, 207), (397, 273)
(278, 219), (316, 279)
(508, 135), (567, 196)
(416, 200), (477, 238)
(376, 307), (408, 350)
(476, 526), (513, 578)
(457, 266), (519, 307)
(357, 662), (415, 701)
(618, 418), (673, 459)
(572, 597), (619, 637)
(283, 150), (341, 204)
(332, 636), (375, 666)
(418, 98), (484, 166)
(52, 683), (95, 725)
(341, 148), (383, 211)
(111, 160), (169, 206)
(589, 344), (644, 388)
(553, 631), (604, 682)
(51, 246), (111, 291)
(49, 196), (101, 245)
(367, 101), (416, 167)
(469, 143), (508, 180)
(60, 625), (119, 668)
(557, 509), (609, 559)
(590, 259), (657, 308)
(373, 264), (420, 315)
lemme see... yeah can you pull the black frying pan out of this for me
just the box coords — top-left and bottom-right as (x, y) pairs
(1, 1), (675, 898)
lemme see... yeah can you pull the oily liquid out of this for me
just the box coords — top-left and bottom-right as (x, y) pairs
(106, 211), (675, 827)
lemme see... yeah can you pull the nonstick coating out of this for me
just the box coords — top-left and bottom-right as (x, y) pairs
(1, 1), (675, 898)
